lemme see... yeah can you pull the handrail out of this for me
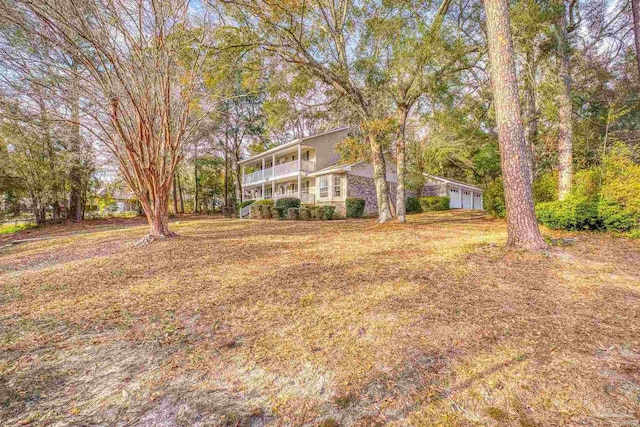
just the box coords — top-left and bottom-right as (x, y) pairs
(243, 160), (316, 185)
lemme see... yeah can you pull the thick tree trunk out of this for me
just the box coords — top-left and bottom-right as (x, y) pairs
(484, 0), (548, 250)
(556, 1), (573, 200)
(632, 0), (640, 75)
(523, 50), (538, 179)
(368, 133), (393, 223)
(68, 60), (83, 221)
(139, 186), (175, 239)
(396, 104), (408, 223)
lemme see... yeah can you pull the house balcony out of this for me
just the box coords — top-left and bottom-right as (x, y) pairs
(242, 160), (316, 186)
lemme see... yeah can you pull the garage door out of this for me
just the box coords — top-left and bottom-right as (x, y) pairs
(449, 187), (461, 209)
(473, 192), (483, 210)
(462, 190), (473, 209)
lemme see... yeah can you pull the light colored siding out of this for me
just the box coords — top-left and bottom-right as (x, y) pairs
(305, 129), (349, 170)
(348, 161), (398, 183)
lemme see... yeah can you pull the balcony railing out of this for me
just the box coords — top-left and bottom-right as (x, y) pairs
(243, 160), (315, 185)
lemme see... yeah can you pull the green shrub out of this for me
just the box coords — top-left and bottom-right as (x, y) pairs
(254, 199), (274, 205)
(484, 179), (506, 218)
(418, 196), (450, 212)
(259, 204), (273, 219)
(533, 172), (558, 203)
(572, 169), (602, 199)
(406, 197), (421, 213)
(238, 200), (255, 209)
(250, 204), (261, 219)
(629, 229), (640, 239)
(536, 196), (637, 232)
(275, 197), (300, 219)
(312, 206), (325, 219)
(535, 197), (597, 230)
(287, 207), (300, 220)
(299, 205), (312, 220)
(323, 205), (336, 220)
(221, 206), (236, 218)
(346, 197), (365, 218)
(600, 144), (640, 215)
(596, 199), (637, 232)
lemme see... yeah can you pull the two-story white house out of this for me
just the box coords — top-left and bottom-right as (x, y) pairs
(239, 127), (483, 217)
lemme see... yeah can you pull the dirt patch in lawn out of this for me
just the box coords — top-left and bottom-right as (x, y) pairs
(1, 211), (638, 426)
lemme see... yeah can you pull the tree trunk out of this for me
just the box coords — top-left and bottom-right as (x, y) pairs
(224, 147), (229, 207)
(52, 201), (61, 221)
(32, 196), (45, 225)
(523, 50), (538, 179)
(368, 133), (393, 223)
(194, 141), (199, 213)
(484, 0), (548, 250)
(172, 173), (178, 214)
(235, 157), (242, 206)
(556, 1), (573, 200)
(396, 104), (408, 223)
(138, 185), (175, 239)
(68, 59), (84, 221)
(632, 0), (640, 75)
(177, 175), (185, 213)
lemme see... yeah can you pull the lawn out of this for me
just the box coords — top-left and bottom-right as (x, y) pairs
(1, 212), (638, 426)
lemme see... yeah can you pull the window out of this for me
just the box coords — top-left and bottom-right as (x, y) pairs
(333, 175), (342, 197)
(319, 176), (329, 198)
(301, 180), (310, 193)
(285, 182), (297, 194)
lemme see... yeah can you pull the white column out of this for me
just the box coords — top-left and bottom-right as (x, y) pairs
(298, 144), (302, 171)
(262, 182), (265, 199)
(241, 165), (245, 201)
(297, 174), (301, 200)
(261, 157), (265, 179)
(272, 154), (276, 177)
(272, 180), (275, 199)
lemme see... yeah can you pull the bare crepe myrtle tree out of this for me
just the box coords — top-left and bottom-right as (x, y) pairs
(3, 0), (216, 240)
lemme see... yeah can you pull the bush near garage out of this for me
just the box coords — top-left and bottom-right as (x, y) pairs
(418, 196), (450, 212)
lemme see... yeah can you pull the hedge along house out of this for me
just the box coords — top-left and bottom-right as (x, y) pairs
(239, 127), (483, 217)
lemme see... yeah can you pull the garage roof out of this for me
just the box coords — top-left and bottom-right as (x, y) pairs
(423, 174), (484, 192)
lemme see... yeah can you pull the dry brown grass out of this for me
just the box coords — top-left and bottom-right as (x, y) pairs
(1, 211), (638, 426)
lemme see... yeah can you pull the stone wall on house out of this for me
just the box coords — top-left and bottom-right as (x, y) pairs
(345, 176), (398, 214)
(421, 184), (448, 197)
(347, 174), (446, 214)
(347, 174), (379, 214)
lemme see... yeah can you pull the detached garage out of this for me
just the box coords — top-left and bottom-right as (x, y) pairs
(422, 174), (484, 211)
